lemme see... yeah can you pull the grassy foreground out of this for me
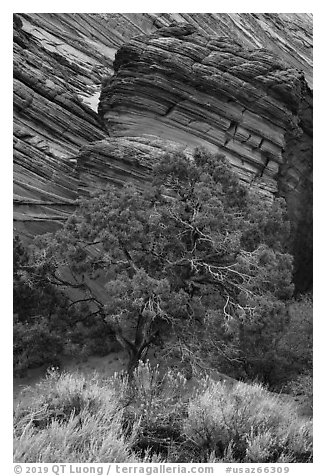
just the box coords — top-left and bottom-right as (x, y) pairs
(13, 363), (312, 463)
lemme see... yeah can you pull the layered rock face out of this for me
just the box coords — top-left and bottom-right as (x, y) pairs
(13, 13), (112, 237)
(99, 26), (312, 199)
(13, 13), (312, 288)
(77, 136), (195, 194)
(96, 13), (313, 88)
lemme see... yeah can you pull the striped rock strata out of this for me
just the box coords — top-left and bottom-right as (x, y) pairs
(13, 13), (112, 236)
(98, 23), (312, 200)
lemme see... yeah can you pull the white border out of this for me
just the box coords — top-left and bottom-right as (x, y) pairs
(3, 5), (323, 474)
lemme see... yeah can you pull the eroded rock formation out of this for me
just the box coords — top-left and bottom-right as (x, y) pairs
(99, 25), (312, 197)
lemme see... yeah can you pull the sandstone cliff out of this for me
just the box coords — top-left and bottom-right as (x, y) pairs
(99, 25), (312, 196)
(13, 13), (313, 289)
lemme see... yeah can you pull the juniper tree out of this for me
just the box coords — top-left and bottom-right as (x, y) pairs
(31, 148), (294, 378)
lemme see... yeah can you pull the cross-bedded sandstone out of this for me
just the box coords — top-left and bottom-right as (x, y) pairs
(98, 24), (312, 201)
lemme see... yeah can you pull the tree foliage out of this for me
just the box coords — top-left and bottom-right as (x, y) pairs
(29, 148), (295, 381)
(13, 236), (66, 374)
(13, 236), (113, 375)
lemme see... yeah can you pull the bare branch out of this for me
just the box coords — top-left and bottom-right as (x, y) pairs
(67, 297), (103, 310)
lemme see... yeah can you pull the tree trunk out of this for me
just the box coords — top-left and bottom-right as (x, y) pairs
(108, 311), (156, 378)
(126, 344), (149, 377)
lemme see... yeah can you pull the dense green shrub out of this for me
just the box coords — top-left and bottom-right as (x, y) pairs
(13, 318), (64, 375)
(13, 235), (66, 323)
(13, 236), (69, 375)
(285, 371), (313, 415)
(13, 236), (116, 375)
(241, 294), (313, 389)
(279, 295), (313, 375)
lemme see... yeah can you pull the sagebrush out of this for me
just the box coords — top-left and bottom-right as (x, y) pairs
(14, 364), (312, 463)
